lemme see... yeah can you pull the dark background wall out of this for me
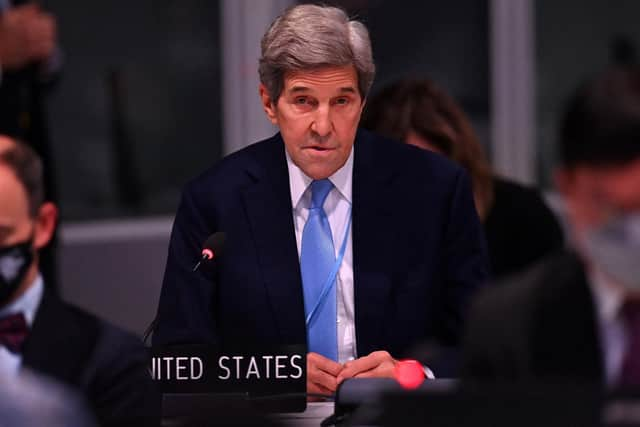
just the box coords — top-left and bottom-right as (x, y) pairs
(535, 0), (640, 186)
(47, 0), (223, 221)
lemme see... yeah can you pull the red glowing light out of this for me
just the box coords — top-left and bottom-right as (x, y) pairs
(394, 359), (425, 389)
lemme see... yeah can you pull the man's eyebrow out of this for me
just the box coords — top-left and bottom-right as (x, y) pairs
(289, 86), (310, 94)
(287, 86), (358, 94)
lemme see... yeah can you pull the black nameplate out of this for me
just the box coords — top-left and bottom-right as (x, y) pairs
(150, 344), (306, 396)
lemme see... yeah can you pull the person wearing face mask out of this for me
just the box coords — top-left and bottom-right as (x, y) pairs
(0, 136), (160, 425)
(461, 66), (640, 389)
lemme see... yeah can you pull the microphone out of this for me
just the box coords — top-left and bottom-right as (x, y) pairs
(192, 232), (225, 272)
(143, 232), (226, 345)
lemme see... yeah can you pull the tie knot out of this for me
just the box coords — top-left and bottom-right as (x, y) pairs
(310, 179), (333, 209)
(0, 312), (28, 354)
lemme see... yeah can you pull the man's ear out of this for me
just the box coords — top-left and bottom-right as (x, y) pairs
(259, 84), (278, 124)
(33, 202), (58, 250)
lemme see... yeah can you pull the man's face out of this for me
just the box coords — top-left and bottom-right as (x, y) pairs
(557, 158), (640, 234)
(0, 165), (34, 250)
(0, 161), (56, 301)
(260, 65), (364, 179)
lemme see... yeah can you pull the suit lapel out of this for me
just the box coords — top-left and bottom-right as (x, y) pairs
(240, 135), (307, 345)
(22, 293), (98, 385)
(352, 130), (396, 356)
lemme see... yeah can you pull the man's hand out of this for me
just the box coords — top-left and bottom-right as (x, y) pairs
(0, 4), (56, 70)
(307, 352), (343, 398)
(337, 350), (398, 384)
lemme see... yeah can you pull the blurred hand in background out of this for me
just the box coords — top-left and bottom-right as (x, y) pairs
(0, 3), (56, 70)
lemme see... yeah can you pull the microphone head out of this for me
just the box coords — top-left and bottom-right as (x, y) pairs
(202, 232), (225, 260)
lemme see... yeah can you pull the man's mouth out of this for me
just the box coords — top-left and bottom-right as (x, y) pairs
(305, 146), (333, 151)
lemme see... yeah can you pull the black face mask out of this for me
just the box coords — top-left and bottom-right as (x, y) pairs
(0, 236), (34, 306)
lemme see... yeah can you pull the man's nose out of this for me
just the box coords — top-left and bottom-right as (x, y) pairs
(310, 106), (332, 137)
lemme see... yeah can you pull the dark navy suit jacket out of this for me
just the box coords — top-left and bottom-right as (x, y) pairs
(154, 130), (488, 367)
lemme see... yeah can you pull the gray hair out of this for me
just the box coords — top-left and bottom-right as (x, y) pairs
(259, 4), (375, 103)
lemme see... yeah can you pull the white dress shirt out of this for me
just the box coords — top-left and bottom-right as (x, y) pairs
(286, 148), (356, 363)
(0, 275), (44, 376)
(588, 267), (628, 387)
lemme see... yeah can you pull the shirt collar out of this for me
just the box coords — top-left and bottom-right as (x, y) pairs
(588, 266), (626, 323)
(286, 146), (354, 209)
(0, 274), (44, 327)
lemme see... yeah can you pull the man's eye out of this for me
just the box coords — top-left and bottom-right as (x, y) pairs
(295, 97), (308, 104)
(335, 98), (349, 105)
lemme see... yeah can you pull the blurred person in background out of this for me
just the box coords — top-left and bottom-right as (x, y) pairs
(0, 136), (159, 425)
(362, 78), (564, 280)
(0, 0), (61, 290)
(461, 67), (640, 388)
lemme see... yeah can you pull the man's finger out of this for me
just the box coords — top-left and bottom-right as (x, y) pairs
(338, 351), (395, 383)
(308, 366), (338, 392)
(354, 370), (379, 379)
(308, 352), (342, 376)
(339, 353), (379, 378)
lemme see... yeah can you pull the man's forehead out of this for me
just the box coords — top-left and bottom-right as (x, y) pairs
(288, 85), (357, 95)
(0, 165), (30, 220)
(283, 66), (358, 92)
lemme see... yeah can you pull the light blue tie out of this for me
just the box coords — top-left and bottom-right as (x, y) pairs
(300, 179), (337, 361)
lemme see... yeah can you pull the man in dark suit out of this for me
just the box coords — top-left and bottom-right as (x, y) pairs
(155, 4), (488, 396)
(0, 136), (159, 424)
(461, 67), (640, 389)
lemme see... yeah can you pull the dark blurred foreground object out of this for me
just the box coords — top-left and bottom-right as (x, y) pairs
(0, 369), (96, 427)
(462, 66), (640, 389)
(0, 0), (62, 291)
(330, 378), (640, 427)
(349, 382), (601, 427)
(461, 251), (603, 383)
(362, 78), (564, 279)
(158, 380), (640, 427)
(329, 378), (456, 426)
